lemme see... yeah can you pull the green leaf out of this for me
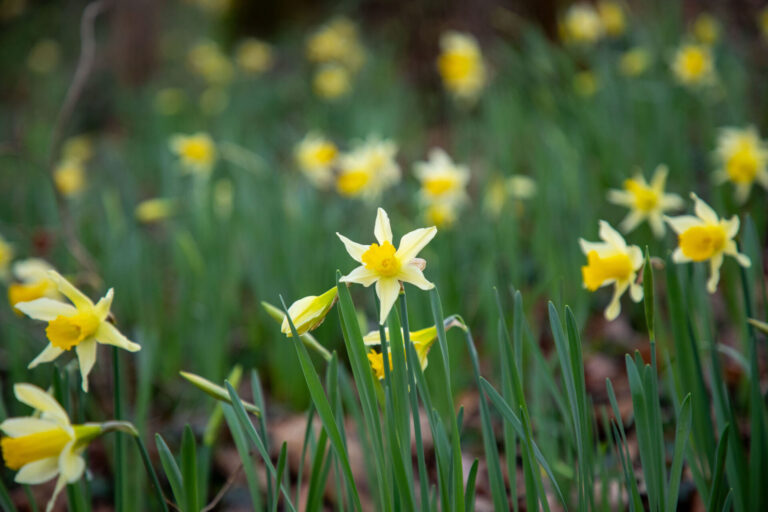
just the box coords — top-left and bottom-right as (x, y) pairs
(155, 434), (185, 509)
(181, 425), (199, 512)
(666, 394), (692, 512)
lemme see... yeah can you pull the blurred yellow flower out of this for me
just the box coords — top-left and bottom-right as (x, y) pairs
(170, 133), (217, 175)
(507, 175), (537, 199)
(561, 3), (603, 45)
(295, 133), (338, 188)
(414, 148), (470, 204)
(579, 220), (643, 321)
(483, 175), (537, 218)
(135, 198), (177, 224)
(62, 135), (93, 164)
(236, 38), (273, 75)
(199, 87), (229, 115)
(313, 64), (352, 99)
(281, 286), (338, 336)
(607, 165), (684, 237)
(8, 259), (60, 313)
(306, 17), (365, 72)
(760, 8), (768, 40)
(336, 137), (400, 200)
(692, 13), (720, 46)
(1, 383), (104, 512)
(15, 271), (141, 391)
(574, 71), (599, 97)
(597, 1), (625, 38)
(188, 40), (234, 85)
(53, 160), (85, 197)
(154, 88), (187, 116)
(338, 208), (436, 324)
(437, 31), (486, 102)
(666, 193), (750, 293)
(425, 202), (458, 228)
(713, 126), (768, 203)
(27, 39), (60, 74)
(671, 42), (714, 86)
(0, 233), (13, 281)
(619, 47), (651, 76)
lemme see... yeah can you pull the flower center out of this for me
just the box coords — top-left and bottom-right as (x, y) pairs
(362, 241), (401, 277)
(181, 141), (212, 164)
(726, 146), (759, 184)
(581, 250), (634, 291)
(682, 49), (707, 78)
(311, 144), (337, 166)
(438, 52), (474, 83)
(46, 311), (100, 350)
(8, 280), (51, 309)
(1, 428), (71, 470)
(625, 179), (659, 212)
(423, 176), (458, 197)
(337, 170), (370, 196)
(679, 225), (726, 261)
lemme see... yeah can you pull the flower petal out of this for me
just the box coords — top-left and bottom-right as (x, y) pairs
(14, 298), (76, 322)
(15, 457), (59, 485)
(48, 271), (93, 310)
(606, 189), (632, 206)
(397, 264), (435, 290)
(339, 265), (379, 287)
(691, 193), (719, 224)
(707, 253), (724, 293)
(665, 215), (701, 234)
(598, 220), (626, 250)
(578, 239), (612, 257)
(95, 322), (141, 352)
(59, 442), (85, 483)
(94, 288), (114, 321)
(619, 211), (644, 234)
(630, 282), (644, 302)
(47, 475), (67, 512)
(336, 233), (368, 263)
(375, 278), (400, 325)
(13, 384), (69, 428)
(76, 339), (98, 392)
(725, 216), (740, 239)
(0, 417), (61, 437)
(672, 247), (690, 263)
(660, 193), (684, 210)
(650, 164), (669, 190)
(28, 344), (64, 369)
(605, 281), (630, 321)
(374, 208), (393, 244)
(395, 226), (437, 262)
(648, 212), (665, 238)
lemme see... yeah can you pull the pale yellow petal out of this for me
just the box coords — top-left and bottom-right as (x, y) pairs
(665, 215), (701, 234)
(94, 322), (141, 352)
(47, 475), (68, 512)
(15, 298), (76, 321)
(339, 265), (379, 287)
(76, 339), (98, 392)
(48, 271), (93, 310)
(374, 208), (393, 244)
(606, 189), (633, 206)
(94, 288), (114, 321)
(598, 220), (627, 250)
(707, 253), (724, 293)
(397, 264), (434, 290)
(12, 259), (54, 283)
(630, 282), (644, 302)
(29, 344), (64, 369)
(660, 193), (684, 210)
(0, 417), (61, 437)
(13, 384), (69, 427)
(375, 278), (400, 325)
(362, 329), (383, 346)
(619, 211), (645, 234)
(648, 212), (666, 238)
(395, 226), (437, 262)
(672, 247), (690, 263)
(725, 216), (740, 239)
(578, 239), (613, 257)
(734, 183), (752, 204)
(691, 193), (719, 224)
(15, 457), (59, 485)
(650, 164), (668, 190)
(336, 233), (368, 263)
(605, 281), (629, 321)
(58, 442), (85, 483)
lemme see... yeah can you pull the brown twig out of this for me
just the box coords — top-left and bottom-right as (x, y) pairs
(201, 462), (244, 512)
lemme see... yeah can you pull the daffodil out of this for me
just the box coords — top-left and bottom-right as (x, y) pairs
(560, 3), (603, 45)
(713, 126), (768, 203)
(0, 232), (12, 281)
(8, 259), (60, 312)
(313, 64), (352, 100)
(188, 40), (234, 85)
(597, 1), (625, 38)
(414, 148), (470, 205)
(665, 193), (750, 293)
(671, 42), (714, 86)
(483, 175), (537, 218)
(61, 135), (93, 164)
(692, 13), (720, 46)
(27, 39), (60, 74)
(336, 137), (400, 200)
(579, 221), (643, 321)
(135, 198), (177, 224)
(425, 202), (458, 229)
(1, 383), (104, 512)
(236, 38), (273, 75)
(619, 47), (651, 77)
(437, 31), (486, 103)
(607, 165), (684, 237)
(306, 17), (365, 72)
(295, 133), (338, 188)
(281, 286), (338, 336)
(170, 133), (217, 175)
(338, 208), (436, 324)
(15, 270), (141, 391)
(53, 160), (86, 197)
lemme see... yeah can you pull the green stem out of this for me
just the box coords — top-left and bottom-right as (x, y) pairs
(112, 348), (127, 512)
(133, 435), (170, 512)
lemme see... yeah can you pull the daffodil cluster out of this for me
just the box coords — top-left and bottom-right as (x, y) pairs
(560, 1), (626, 46)
(53, 134), (93, 198)
(437, 31), (486, 103)
(306, 17), (365, 100)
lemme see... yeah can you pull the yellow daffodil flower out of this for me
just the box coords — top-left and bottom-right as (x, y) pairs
(619, 47), (651, 77)
(61, 135), (93, 164)
(713, 126), (768, 203)
(236, 38), (273, 75)
(313, 64), (352, 100)
(1, 383), (103, 512)
(671, 42), (714, 86)
(0, 233), (12, 281)
(188, 40), (234, 85)
(574, 70), (599, 97)
(579, 220), (643, 321)
(135, 198), (177, 224)
(665, 193), (750, 293)
(295, 133), (338, 188)
(597, 1), (625, 38)
(336, 137), (400, 200)
(306, 17), (365, 72)
(425, 202), (458, 229)
(53, 160), (85, 197)
(692, 13), (720, 46)
(15, 271), (141, 391)
(8, 259), (60, 312)
(437, 31), (486, 103)
(338, 208), (436, 324)
(414, 148), (470, 205)
(281, 286), (338, 336)
(607, 165), (684, 237)
(560, 3), (603, 45)
(27, 39), (60, 74)
(760, 8), (768, 40)
(170, 133), (217, 175)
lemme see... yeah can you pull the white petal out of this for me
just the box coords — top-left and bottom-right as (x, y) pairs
(650, 164), (669, 190)
(0, 417), (62, 437)
(578, 239), (613, 257)
(94, 289), (114, 321)
(13, 384), (70, 428)
(605, 281), (630, 321)
(339, 266), (379, 287)
(12, 259), (54, 283)
(649, 213), (665, 238)
(606, 189), (632, 206)
(375, 278), (400, 325)
(734, 183), (752, 204)
(48, 271), (93, 310)
(47, 475), (68, 512)
(336, 233), (368, 263)
(660, 193), (684, 210)
(665, 215), (701, 234)
(630, 282), (644, 302)
(598, 220), (627, 250)
(76, 339), (98, 392)
(397, 264), (435, 290)
(15, 457), (59, 485)
(374, 208), (393, 244)
(395, 226), (437, 262)
(672, 247), (690, 263)
(707, 253), (724, 293)
(691, 193), (719, 224)
(14, 298), (76, 322)
(725, 242), (751, 268)
(725, 216), (740, 239)
(628, 246), (644, 270)
(59, 442), (85, 483)
(362, 329), (383, 346)
(95, 322), (141, 352)
(28, 344), (64, 369)
(619, 211), (645, 234)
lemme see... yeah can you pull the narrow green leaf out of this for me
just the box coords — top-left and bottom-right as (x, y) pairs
(272, 442), (288, 512)
(155, 434), (185, 509)
(464, 459), (479, 512)
(666, 394), (692, 512)
(181, 425), (199, 512)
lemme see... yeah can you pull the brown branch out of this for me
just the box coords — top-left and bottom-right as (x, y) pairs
(201, 462), (244, 512)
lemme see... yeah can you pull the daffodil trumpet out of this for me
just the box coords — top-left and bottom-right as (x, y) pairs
(262, 301), (333, 361)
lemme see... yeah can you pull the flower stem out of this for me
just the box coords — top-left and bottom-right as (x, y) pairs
(134, 434), (170, 512)
(112, 347), (127, 511)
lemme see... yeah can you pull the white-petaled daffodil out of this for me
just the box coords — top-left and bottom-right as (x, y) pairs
(169, 133), (217, 175)
(665, 193), (750, 293)
(338, 208), (437, 324)
(671, 42), (715, 86)
(580, 220), (643, 321)
(607, 165), (684, 237)
(336, 137), (400, 200)
(436, 31), (486, 103)
(7, 259), (61, 312)
(281, 286), (338, 336)
(414, 148), (470, 205)
(15, 271), (141, 391)
(294, 133), (338, 188)
(713, 126), (768, 203)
